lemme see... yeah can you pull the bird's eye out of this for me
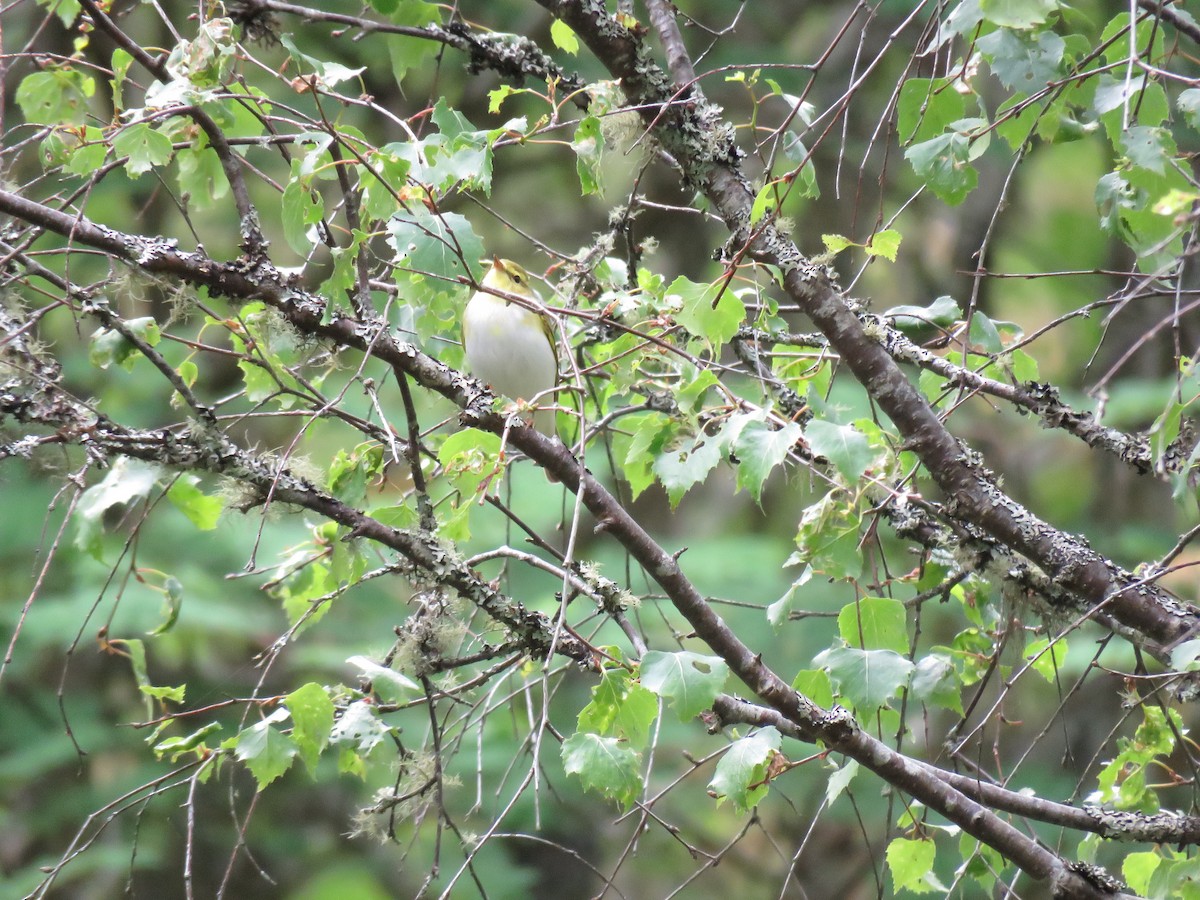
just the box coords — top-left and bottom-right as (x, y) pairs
(512, 274), (522, 284)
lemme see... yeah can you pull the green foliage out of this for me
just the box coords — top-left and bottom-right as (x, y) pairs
(577, 652), (658, 749)
(668, 275), (746, 347)
(838, 597), (909, 654)
(89, 316), (160, 371)
(234, 709), (299, 790)
(286, 683), (336, 772)
(708, 726), (780, 811)
(16, 65), (94, 125)
(639, 650), (729, 721)
(560, 732), (641, 809)
(887, 836), (942, 895)
(815, 645), (915, 713)
(8, 0), (1200, 896)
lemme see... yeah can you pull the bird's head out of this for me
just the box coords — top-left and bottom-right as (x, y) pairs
(481, 257), (534, 296)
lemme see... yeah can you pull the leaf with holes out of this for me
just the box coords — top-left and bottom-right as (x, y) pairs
(640, 651), (728, 721)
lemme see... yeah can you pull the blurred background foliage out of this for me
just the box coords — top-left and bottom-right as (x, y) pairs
(3, 0), (1200, 898)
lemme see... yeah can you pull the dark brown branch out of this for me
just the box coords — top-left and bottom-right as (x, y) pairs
(712, 694), (1200, 845)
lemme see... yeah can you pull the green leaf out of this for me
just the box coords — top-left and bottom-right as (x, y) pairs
(980, 0), (1056, 29)
(327, 444), (387, 506)
(905, 132), (977, 206)
(815, 646), (914, 712)
(488, 85), (517, 113)
(1123, 850), (1164, 897)
(119, 638), (152, 717)
(639, 650), (729, 721)
(330, 699), (390, 754)
(63, 126), (107, 175)
(140, 683), (186, 704)
(910, 654), (963, 714)
(733, 418), (803, 501)
(677, 368), (720, 414)
(561, 732), (641, 808)
(577, 662), (659, 750)
(1007, 347), (1039, 382)
(177, 144), (229, 206)
(977, 28), (1064, 91)
(805, 419), (874, 482)
(750, 183), (777, 226)
(113, 123), (175, 177)
(550, 19), (580, 54)
(37, 0), (81, 27)
(837, 597), (909, 654)
(958, 832), (1008, 891)
(653, 430), (725, 508)
(386, 207), (483, 284)
(153, 722), (221, 761)
(1023, 636), (1066, 682)
(779, 130), (819, 198)
(792, 490), (863, 580)
(1120, 125), (1173, 176)
(16, 66), (95, 126)
(428, 99), (497, 193)
(360, 150), (411, 221)
(668, 275), (745, 346)
(708, 727), (780, 812)
(439, 428), (502, 480)
(791, 668), (835, 709)
(968, 312), (1004, 353)
(825, 758), (859, 804)
(572, 114), (604, 195)
(235, 709), (298, 791)
(822, 233), (853, 255)
(146, 575), (184, 636)
(619, 414), (672, 500)
(286, 683), (335, 773)
(89, 316), (161, 371)
(75, 458), (164, 559)
(885, 295), (961, 330)
(767, 565), (813, 627)
(887, 837), (938, 894)
(1170, 639), (1200, 672)
(865, 229), (901, 261)
(1095, 171), (1138, 236)
(346, 655), (420, 703)
(1179, 89), (1200, 131)
(166, 474), (223, 530)
(281, 174), (325, 255)
(380, 0), (441, 80)
(279, 33), (364, 89)
(888, 297), (960, 333)
(896, 78), (965, 145)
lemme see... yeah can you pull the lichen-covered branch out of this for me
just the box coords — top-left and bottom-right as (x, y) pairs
(533, 0), (1200, 665)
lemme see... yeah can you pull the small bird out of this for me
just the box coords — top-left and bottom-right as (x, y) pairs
(462, 257), (559, 435)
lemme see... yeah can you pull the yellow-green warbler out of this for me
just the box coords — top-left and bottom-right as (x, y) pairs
(463, 257), (559, 435)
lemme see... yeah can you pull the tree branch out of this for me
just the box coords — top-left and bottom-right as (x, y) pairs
(532, 0), (1200, 667)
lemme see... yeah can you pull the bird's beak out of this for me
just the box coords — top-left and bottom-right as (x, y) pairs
(490, 255), (503, 271)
